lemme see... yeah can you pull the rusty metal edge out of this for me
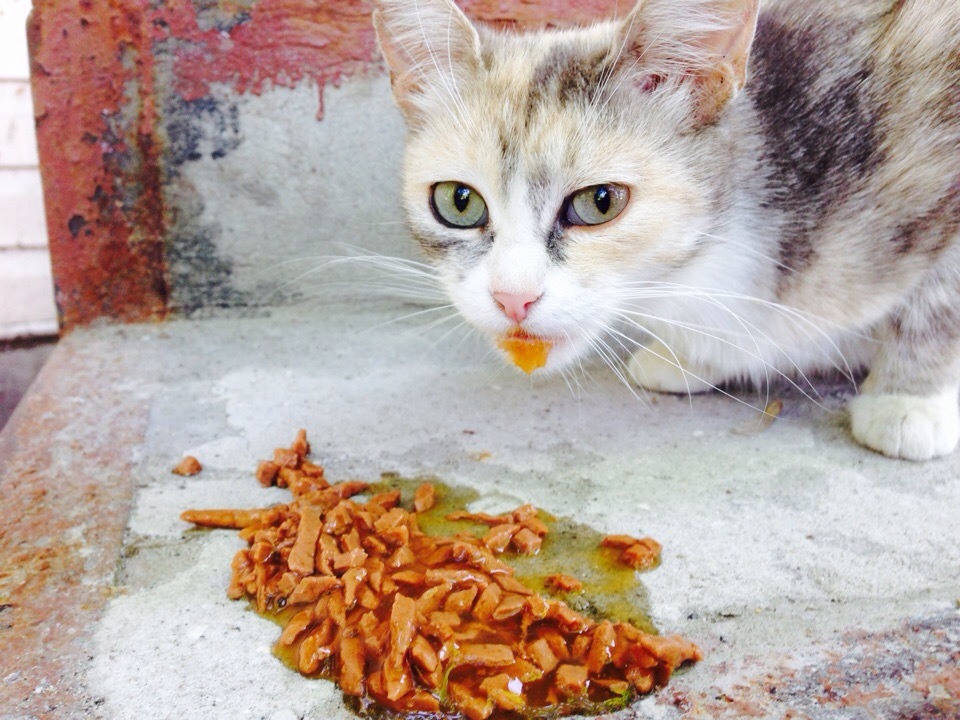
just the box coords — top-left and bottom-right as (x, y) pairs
(0, 332), (147, 717)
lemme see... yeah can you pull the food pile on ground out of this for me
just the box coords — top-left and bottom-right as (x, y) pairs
(181, 431), (701, 719)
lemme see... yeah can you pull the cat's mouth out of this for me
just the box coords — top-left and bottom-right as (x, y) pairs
(496, 328), (556, 374)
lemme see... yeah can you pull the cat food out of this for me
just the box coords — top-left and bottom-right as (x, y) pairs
(545, 574), (584, 593)
(496, 330), (552, 374)
(601, 534), (663, 571)
(172, 455), (203, 476)
(181, 431), (700, 719)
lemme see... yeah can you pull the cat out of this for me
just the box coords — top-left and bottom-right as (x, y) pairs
(371, 0), (960, 461)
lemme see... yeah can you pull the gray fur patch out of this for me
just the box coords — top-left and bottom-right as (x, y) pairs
(526, 44), (613, 123)
(749, 17), (885, 282)
(891, 180), (960, 257)
(545, 222), (565, 263)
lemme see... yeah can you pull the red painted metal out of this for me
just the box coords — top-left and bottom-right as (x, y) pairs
(29, 0), (170, 330)
(152, 1), (381, 119)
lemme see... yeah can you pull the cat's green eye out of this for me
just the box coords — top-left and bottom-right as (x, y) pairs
(431, 182), (488, 228)
(565, 184), (629, 226)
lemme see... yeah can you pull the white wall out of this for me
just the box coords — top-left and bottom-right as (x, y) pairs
(0, 0), (57, 339)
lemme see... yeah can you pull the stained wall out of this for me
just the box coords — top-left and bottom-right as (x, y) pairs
(28, 0), (611, 329)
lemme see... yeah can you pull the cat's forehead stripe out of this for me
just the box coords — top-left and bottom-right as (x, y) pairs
(525, 43), (614, 118)
(485, 39), (617, 260)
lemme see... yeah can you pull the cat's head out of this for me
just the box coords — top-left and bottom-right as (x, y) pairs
(373, 0), (759, 372)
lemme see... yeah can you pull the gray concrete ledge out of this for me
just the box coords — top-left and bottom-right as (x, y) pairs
(1, 302), (958, 719)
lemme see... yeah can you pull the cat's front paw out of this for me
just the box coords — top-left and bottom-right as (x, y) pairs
(848, 390), (960, 461)
(627, 341), (715, 394)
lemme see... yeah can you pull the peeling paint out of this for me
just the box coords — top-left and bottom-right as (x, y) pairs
(149, 1), (612, 118)
(163, 94), (242, 170)
(150, 1), (378, 119)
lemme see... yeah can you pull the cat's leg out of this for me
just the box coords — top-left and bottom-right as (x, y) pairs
(848, 259), (960, 460)
(627, 340), (717, 394)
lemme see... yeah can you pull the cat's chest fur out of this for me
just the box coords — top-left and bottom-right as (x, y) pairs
(373, 0), (960, 460)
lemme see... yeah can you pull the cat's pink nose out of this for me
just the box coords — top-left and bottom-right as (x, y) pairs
(493, 291), (541, 323)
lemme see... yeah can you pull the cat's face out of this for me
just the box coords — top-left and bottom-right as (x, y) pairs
(374, 0), (757, 371)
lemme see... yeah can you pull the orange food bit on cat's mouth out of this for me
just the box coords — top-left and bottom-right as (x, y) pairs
(497, 329), (552, 374)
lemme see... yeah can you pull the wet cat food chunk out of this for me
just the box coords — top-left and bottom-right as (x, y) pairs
(545, 573), (584, 592)
(497, 329), (552, 374)
(172, 455), (202, 476)
(601, 534), (663, 570)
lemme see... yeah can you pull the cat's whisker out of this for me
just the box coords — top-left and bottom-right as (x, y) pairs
(599, 316), (700, 404)
(692, 230), (800, 277)
(611, 306), (829, 408)
(411, 0), (475, 136)
(447, 320), (487, 358)
(592, 333), (649, 405)
(425, 315), (474, 353)
(559, 328), (593, 401)
(275, 274), (447, 305)
(555, 360), (582, 401)
(617, 280), (862, 383)
(260, 253), (436, 281)
(352, 303), (459, 334)
(344, 304), (473, 363)
(611, 280), (798, 400)
(601, 321), (788, 415)
(618, 279), (868, 340)
(260, 251), (445, 300)
(643, 295), (834, 403)
(585, 332), (642, 401)
(614, 293), (774, 373)
(323, 246), (444, 277)
(612, 283), (831, 403)
(580, 304), (696, 401)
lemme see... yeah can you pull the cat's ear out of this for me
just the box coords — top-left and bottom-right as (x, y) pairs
(618, 0), (760, 125)
(373, 0), (482, 122)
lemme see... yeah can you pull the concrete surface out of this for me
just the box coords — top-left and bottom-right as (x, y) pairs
(0, 337), (55, 432)
(1, 300), (957, 719)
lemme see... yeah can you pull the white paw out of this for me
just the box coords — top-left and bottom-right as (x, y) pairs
(848, 390), (960, 461)
(627, 341), (714, 395)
